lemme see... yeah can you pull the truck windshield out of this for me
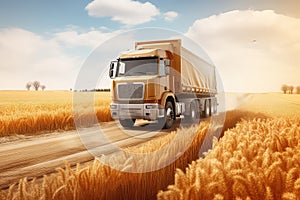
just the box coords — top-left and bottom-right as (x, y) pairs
(119, 57), (158, 76)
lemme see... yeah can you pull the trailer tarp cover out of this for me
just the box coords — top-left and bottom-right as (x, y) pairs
(136, 39), (217, 93)
(181, 47), (217, 92)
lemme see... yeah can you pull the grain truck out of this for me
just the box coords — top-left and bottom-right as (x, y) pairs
(109, 39), (217, 129)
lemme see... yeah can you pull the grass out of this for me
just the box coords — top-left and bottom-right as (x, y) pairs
(0, 91), (113, 137)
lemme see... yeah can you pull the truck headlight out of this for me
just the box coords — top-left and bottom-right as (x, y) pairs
(145, 104), (157, 109)
(110, 104), (117, 109)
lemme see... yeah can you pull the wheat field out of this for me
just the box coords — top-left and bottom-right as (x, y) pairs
(1, 93), (299, 200)
(158, 117), (300, 200)
(0, 91), (112, 137)
(157, 94), (300, 199)
(0, 109), (277, 200)
(0, 121), (211, 200)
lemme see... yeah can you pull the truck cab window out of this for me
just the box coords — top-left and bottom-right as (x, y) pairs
(159, 58), (165, 76)
(119, 57), (158, 76)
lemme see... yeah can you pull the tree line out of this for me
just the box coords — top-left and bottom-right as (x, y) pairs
(26, 81), (46, 91)
(281, 84), (300, 94)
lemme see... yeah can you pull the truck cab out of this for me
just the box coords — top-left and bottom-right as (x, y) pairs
(109, 48), (177, 129)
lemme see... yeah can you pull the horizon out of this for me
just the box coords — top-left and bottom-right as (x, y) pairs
(1, 89), (298, 94)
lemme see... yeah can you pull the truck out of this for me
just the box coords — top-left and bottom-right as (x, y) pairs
(109, 39), (217, 129)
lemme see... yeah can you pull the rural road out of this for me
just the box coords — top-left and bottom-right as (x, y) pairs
(0, 120), (180, 190)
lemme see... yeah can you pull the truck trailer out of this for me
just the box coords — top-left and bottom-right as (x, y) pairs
(109, 39), (217, 129)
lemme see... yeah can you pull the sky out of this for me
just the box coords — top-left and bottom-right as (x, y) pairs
(0, 0), (300, 92)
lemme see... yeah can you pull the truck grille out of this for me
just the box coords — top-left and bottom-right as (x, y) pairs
(117, 83), (144, 100)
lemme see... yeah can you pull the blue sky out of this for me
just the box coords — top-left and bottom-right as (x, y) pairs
(1, 0), (299, 34)
(0, 0), (300, 91)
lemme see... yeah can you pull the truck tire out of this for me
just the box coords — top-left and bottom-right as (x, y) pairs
(191, 101), (201, 120)
(211, 99), (217, 114)
(164, 101), (175, 129)
(158, 101), (175, 129)
(204, 99), (211, 118)
(184, 101), (200, 124)
(119, 119), (136, 128)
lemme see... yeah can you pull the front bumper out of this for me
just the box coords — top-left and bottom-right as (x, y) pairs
(110, 103), (164, 120)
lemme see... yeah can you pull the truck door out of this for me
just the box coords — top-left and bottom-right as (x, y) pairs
(159, 58), (168, 95)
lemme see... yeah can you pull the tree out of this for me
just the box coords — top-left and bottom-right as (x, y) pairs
(287, 85), (294, 94)
(32, 81), (40, 91)
(296, 86), (300, 94)
(41, 85), (46, 91)
(25, 82), (32, 91)
(281, 84), (288, 94)
(290, 85), (294, 94)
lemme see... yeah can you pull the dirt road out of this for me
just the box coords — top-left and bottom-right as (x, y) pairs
(0, 120), (178, 190)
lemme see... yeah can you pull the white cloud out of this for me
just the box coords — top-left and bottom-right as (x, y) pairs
(163, 11), (178, 22)
(54, 28), (120, 49)
(186, 10), (300, 92)
(0, 28), (81, 90)
(0, 27), (134, 90)
(85, 0), (160, 25)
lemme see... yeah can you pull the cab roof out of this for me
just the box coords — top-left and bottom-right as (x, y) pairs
(120, 48), (167, 59)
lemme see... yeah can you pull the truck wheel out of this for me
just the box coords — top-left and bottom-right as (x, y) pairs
(158, 101), (175, 129)
(191, 101), (200, 119)
(184, 101), (200, 124)
(211, 99), (217, 114)
(119, 119), (136, 128)
(204, 100), (211, 118)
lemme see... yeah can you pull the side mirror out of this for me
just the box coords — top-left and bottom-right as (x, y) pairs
(119, 62), (125, 75)
(109, 61), (118, 79)
(165, 66), (170, 75)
